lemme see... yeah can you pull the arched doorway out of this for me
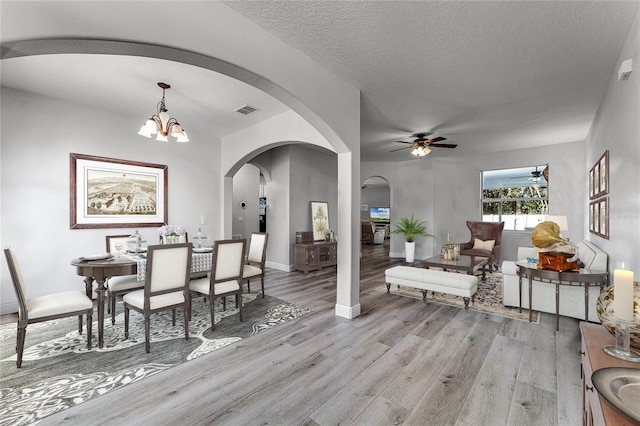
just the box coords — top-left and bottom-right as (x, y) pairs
(361, 176), (391, 247)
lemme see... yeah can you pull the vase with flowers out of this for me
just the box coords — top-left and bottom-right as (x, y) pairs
(159, 224), (187, 244)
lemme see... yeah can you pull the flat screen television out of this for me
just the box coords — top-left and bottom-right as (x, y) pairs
(370, 207), (390, 223)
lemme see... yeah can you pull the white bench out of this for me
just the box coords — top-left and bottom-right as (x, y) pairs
(384, 266), (479, 309)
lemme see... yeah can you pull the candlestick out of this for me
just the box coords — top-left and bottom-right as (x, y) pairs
(613, 268), (634, 321)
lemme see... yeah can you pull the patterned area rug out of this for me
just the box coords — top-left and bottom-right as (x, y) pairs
(0, 293), (310, 426)
(378, 271), (539, 323)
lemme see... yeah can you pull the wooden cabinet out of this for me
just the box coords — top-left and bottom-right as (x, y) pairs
(580, 322), (638, 426)
(293, 241), (337, 273)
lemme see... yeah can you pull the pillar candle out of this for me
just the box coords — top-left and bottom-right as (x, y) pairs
(613, 269), (634, 321)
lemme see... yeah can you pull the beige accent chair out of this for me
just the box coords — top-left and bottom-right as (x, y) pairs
(190, 239), (246, 331)
(4, 248), (93, 367)
(123, 243), (192, 353)
(243, 232), (268, 298)
(105, 235), (144, 325)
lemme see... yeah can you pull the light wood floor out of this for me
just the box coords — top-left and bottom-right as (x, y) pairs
(31, 242), (582, 425)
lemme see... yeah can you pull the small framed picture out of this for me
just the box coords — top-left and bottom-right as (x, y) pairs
(599, 151), (608, 196)
(310, 201), (329, 241)
(599, 198), (609, 239)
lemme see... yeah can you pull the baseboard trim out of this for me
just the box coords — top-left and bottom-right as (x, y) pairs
(335, 303), (361, 319)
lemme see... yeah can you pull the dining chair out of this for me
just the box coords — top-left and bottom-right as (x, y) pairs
(190, 239), (246, 331)
(123, 243), (192, 353)
(243, 232), (268, 298)
(105, 235), (144, 325)
(4, 248), (94, 368)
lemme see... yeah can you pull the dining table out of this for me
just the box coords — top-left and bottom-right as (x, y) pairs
(71, 250), (213, 348)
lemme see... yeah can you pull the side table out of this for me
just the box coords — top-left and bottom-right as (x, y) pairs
(516, 263), (608, 330)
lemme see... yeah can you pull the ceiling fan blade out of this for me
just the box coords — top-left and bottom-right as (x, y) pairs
(429, 143), (457, 148)
(394, 141), (414, 144)
(427, 137), (447, 143)
(389, 146), (412, 153)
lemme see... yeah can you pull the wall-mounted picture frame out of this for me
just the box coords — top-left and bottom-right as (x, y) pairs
(310, 201), (329, 241)
(590, 150), (609, 199)
(599, 197), (609, 239)
(589, 198), (609, 239)
(70, 153), (168, 229)
(599, 150), (608, 196)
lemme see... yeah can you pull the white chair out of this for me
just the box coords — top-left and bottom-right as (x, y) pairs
(123, 243), (192, 353)
(243, 232), (268, 298)
(4, 248), (94, 368)
(190, 239), (246, 331)
(105, 235), (143, 325)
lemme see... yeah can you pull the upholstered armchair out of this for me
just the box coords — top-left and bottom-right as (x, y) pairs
(361, 220), (376, 244)
(459, 221), (505, 270)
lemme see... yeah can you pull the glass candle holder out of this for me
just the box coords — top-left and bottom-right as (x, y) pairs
(603, 318), (640, 362)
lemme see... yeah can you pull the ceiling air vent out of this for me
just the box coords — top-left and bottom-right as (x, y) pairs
(233, 104), (261, 115)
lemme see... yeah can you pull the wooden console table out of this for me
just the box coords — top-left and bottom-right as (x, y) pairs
(293, 241), (337, 273)
(580, 322), (639, 425)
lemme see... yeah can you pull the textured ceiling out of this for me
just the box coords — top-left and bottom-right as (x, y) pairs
(1, 1), (638, 162)
(225, 1), (639, 160)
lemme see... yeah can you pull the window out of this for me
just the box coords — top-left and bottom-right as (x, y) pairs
(482, 165), (548, 231)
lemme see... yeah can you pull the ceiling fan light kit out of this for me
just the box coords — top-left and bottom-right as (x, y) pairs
(138, 82), (189, 143)
(390, 132), (457, 158)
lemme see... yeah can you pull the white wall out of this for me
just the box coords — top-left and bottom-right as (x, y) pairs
(361, 185), (390, 220)
(586, 8), (640, 275)
(0, 88), (222, 313)
(232, 164), (261, 239)
(362, 140), (586, 263)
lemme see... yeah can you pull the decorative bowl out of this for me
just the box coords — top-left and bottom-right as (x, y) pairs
(596, 284), (640, 349)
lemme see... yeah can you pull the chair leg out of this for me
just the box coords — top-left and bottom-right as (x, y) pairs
(78, 315), (83, 334)
(107, 291), (111, 314)
(16, 326), (26, 368)
(247, 279), (251, 293)
(172, 309), (176, 326)
(184, 306), (190, 341)
(223, 297), (227, 311)
(87, 310), (93, 349)
(238, 293), (243, 322)
(210, 296), (216, 331)
(261, 276), (265, 298)
(111, 293), (117, 325)
(124, 307), (130, 339)
(144, 316), (150, 353)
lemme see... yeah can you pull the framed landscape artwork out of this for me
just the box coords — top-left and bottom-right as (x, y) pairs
(311, 201), (329, 241)
(70, 153), (168, 229)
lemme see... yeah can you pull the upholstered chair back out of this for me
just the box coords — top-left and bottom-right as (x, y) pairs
(247, 233), (268, 264)
(213, 240), (246, 281)
(4, 249), (28, 320)
(145, 244), (192, 294)
(466, 221), (505, 246)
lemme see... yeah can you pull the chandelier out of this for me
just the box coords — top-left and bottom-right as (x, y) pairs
(411, 144), (431, 157)
(137, 82), (189, 142)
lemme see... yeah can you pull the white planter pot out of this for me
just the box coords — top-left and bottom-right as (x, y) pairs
(405, 241), (416, 263)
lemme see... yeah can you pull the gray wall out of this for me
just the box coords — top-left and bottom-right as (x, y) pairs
(361, 185), (390, 220)
(586, 9), (640, 275)
(232, 164), (261, 239)
(1, 87), (223, 312)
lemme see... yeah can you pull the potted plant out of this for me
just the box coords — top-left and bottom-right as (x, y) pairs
(392, 215), (434, 262)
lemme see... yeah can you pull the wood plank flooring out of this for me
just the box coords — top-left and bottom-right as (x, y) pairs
(37, 241), (583, 425)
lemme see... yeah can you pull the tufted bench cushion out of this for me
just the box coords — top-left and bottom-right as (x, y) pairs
(384, 266), (478, 309)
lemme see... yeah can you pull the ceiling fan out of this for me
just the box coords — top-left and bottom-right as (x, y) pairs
(389, 133), (457, 157)
(511, 166), (547, 183)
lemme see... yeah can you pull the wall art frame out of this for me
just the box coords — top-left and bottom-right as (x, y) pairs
(589, 197), (609, 240)
(70, 153), (168, 229)
(589, 150), (609, 199)
(310, 201), (329, 241)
